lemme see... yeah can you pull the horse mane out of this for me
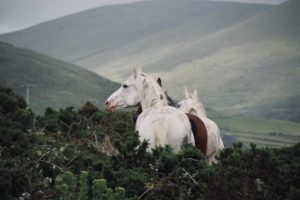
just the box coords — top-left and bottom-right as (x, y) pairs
(132, 76), (174, 123)
(157, 77), (176, 106)
(165, 92), (176, 106)
(133, 91), (176, 123)
(191, 98), (207, 117)
(138, 73), (168, 109)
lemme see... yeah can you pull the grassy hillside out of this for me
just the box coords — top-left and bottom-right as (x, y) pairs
(0, 0), (269, 63)
(0, 42), (119, 114)
(0, 0), (280, 118)
(159, 0), (300, 121)
(1, 0), (297, 122)
(216, 116), (300, 147)
(80, 0), (299, 122)
(0, 0), (299, 146)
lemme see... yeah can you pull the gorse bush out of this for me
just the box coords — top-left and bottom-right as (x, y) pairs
(0, 85), (300, 200)
(58, 171), (126, 200)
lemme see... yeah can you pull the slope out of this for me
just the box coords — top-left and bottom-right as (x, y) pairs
(216, 116), (300, 147)
(85, 0), (300, 121)
(0, 0), (270, 63)
(0, 41), (119, 114)
(158, 0), (300, 121)
(0, 0), (298, 122)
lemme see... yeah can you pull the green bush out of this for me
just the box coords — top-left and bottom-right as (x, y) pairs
(1, 86), (300, 200)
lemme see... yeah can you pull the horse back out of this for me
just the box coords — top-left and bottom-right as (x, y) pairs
(186, 113), (207, 155)
(136, 107), (193, 151)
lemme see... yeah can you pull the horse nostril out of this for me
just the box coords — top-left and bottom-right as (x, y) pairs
(105, 101), (108, 105)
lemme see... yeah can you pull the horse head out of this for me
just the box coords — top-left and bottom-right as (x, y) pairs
(105, 67), (167, 112)
(105, 67), (142, 112)
(177, 88), (199, 114)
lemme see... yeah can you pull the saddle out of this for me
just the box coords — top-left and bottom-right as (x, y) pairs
(186, 113), (207, 155)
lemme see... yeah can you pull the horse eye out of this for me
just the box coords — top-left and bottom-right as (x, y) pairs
(123, 84), (128, 88)
(177, 104), (181, 108)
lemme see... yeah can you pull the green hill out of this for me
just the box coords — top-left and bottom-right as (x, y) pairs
(73, 0), (300, 122)
(0, 42), (119, 114)
(0, 0), (269, 63)
(216, 116), (300, 147)
(0, 0), (277, 117)
(0, 0), (299, 146)
(1, 0), (298, 121)
(159, 0), (300, 121)
(84, 0), (299, 122)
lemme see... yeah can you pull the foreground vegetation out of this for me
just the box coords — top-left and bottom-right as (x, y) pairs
(1, 86), (299, 200)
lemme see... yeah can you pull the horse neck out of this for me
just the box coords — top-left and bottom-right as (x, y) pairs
(190, 102), (207, 118)
(140, 88), (165, 110)
(133, 104), (143, 123)
(138, 78), (166, 110)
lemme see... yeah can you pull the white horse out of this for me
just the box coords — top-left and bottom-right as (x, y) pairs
(105, 67), (195, 151)
(177, 88), (224, 164)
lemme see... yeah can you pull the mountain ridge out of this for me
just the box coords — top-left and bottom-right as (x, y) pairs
(0, 0), (271, 62)
(0, 0), (299, 122)
(0, 41), (119, 114)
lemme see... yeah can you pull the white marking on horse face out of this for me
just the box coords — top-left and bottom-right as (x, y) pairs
(177, 97), (193, 113)
(105, 75), (139, 112)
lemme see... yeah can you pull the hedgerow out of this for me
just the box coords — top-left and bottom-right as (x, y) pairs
(0, 85), (299, 200)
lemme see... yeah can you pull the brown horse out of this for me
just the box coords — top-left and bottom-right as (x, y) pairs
(132, 78), (207, 155)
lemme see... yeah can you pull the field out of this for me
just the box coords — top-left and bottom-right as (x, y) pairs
(216, 116), (300, 147)
(0, 42), (119, 114)
(1, 0), (299, 147)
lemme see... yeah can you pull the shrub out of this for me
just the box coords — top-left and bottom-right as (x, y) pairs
(1, 86), (300, 200)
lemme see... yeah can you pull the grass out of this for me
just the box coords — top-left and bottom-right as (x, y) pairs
(1, 0), (299, 147)
(216, 116), (300, 147)
(0, 42), (119, 114)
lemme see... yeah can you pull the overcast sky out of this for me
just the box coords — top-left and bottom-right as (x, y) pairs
(0, 0), (288, 34)
(210, 0), (287, 4)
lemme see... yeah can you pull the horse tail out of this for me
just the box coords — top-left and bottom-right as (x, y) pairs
(217, 126), (224, 150)
(215, 127), (224, 159)
(208, 125), (224, 165)
(218, 136), (224, 150)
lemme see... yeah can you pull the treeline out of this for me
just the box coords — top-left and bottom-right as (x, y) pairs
(0, 85), (299, 200)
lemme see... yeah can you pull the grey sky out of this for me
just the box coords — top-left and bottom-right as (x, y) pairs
(210, 0), (287, 4)
(0, 0), (288, 34)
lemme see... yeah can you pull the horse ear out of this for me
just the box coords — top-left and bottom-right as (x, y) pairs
(134, 66), (142, 79)
(184, 87), (189, 98)
(193, 89), (198, 99)
(157, 77), (162, 87)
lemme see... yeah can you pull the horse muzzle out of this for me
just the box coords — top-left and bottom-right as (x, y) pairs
(105, 101), (117, 112)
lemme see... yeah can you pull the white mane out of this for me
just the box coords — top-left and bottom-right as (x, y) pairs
(190, 98), (207, 117)
(180, 88), (207, 117)
(136, 72), (168, 110)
